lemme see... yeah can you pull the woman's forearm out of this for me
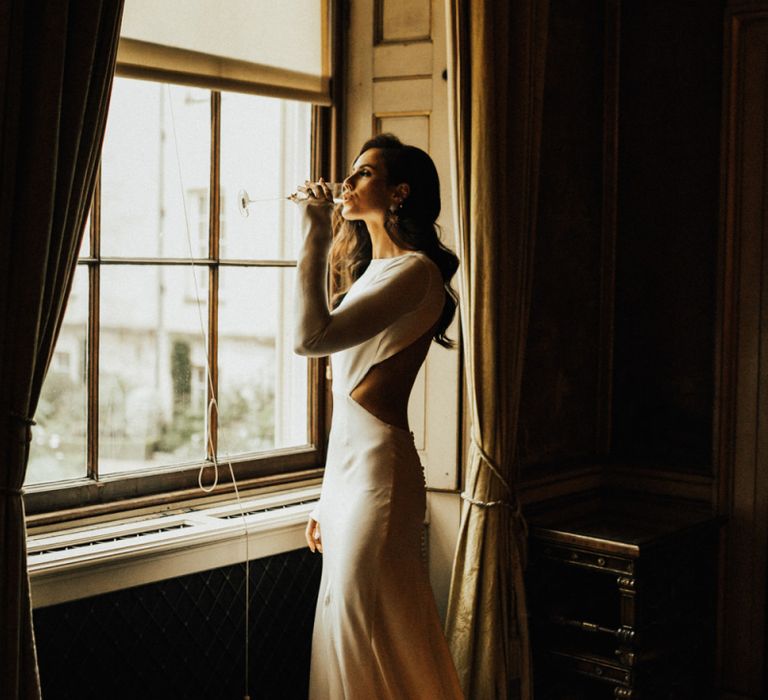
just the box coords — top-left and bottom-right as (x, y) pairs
(294, 226), (332, 356)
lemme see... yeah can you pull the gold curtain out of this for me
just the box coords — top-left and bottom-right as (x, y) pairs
(0, 2), (124, 697)
(444, 1), (549, 698)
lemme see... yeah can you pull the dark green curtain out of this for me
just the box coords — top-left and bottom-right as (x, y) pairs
(444, 0), (549, 698)
(0, 2), (124, 697)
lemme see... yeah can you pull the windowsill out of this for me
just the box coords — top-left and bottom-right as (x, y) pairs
(27, 482), (321, 609)
(23, 452), (324, 518)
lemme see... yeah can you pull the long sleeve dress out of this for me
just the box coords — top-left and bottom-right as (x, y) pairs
(294, 237), (464, 700)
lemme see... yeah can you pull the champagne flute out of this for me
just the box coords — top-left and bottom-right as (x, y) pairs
(238, 182), (343, 218)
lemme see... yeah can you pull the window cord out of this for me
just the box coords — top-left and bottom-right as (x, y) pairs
(166, 84), (251, 700)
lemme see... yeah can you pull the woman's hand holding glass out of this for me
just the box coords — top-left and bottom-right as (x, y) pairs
(289, 178), (343, 205)
(292, 178), (342, 241)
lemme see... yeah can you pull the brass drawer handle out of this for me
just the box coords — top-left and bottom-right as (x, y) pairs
(597, 557), (606, 567)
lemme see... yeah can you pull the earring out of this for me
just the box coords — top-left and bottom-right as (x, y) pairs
(386, 203), (399, 231)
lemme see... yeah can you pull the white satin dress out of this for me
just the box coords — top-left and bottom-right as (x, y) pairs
(294, 249), (464, 700)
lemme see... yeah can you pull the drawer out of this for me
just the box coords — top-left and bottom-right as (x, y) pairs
(549, 650), (633, 686)
(536, 543), (634, 575)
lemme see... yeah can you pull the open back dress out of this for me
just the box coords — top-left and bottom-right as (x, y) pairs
(295, 249), (464, 700)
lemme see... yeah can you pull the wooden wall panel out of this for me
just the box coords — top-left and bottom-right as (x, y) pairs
(373, 43), (432, 77)
(372, 78), (432, 112)
(521, 0), (723, 505)
(611, 0), (722, 471)
(375, 0), (432, 44)
(374, 113), (430, 150)
(717, 8), (768, 697)
(519, 0), (607, 474)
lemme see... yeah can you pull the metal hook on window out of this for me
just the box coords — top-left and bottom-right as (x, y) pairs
(237, 189), (255, 218)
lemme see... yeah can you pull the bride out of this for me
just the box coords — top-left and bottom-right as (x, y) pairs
(293, 133), (463, 699)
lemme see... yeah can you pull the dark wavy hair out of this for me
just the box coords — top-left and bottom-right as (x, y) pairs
(330, 133), (459, 348)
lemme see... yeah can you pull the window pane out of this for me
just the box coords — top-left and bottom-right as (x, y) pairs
(80, 211), (91, 258)
(101, 78), (211, 259)
(26, 267), (89, 485)
(217, 267), (308, 456)
(99, 265), (209, 474)
(220, 93), (311, 261)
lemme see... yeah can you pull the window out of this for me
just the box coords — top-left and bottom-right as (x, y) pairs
(25, 76), (327, 513)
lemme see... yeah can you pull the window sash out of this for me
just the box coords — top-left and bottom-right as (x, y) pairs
(24, 87), (333, 519)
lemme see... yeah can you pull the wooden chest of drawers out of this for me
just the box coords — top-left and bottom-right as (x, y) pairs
(526, 498), (722, 699)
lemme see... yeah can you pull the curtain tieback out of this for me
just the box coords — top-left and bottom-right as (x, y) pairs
(8, 410), (36, 444)
(461, 436), (525, 521)
(0, 486), (25, 496)
(4, 412), (34, 497)
(461, 491), (517, 510)
(461, 437), (529, 558)
(470, 436), (512, 493)
(460, 491), (525, 525)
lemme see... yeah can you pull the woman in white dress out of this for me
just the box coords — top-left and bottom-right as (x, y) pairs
(293, 134), (463, 700)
